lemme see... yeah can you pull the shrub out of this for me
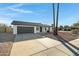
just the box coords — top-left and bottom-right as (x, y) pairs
(72, 29), (79, 34)
(47, 30), (49, 33)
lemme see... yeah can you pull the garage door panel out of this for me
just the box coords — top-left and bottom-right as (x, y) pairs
(17, 27), (34, 34)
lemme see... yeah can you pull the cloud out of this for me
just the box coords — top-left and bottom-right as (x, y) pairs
(0, 3), (33, 25)
(0, 18), (13, 25)
(6, 3), (33, 14)
(9, 8), (33, 14)
(0, 3), (33, 14)
(8, 3), (24, 8)
(0, 3), (24, 10)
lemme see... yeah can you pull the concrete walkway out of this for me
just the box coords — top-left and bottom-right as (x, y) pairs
(10, 34), (79, 56)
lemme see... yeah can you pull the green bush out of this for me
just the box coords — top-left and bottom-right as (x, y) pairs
(72, 29), (79, 34)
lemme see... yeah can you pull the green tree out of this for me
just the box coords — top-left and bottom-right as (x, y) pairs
(72, 21), (79, 34)
(73, 21), (79, 26)
(59, 25), (63, 30)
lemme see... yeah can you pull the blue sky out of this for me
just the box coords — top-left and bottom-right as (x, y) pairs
(0, 3), (79, 26)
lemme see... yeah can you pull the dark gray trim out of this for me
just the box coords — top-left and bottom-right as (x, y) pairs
(11, 20), (50, 27)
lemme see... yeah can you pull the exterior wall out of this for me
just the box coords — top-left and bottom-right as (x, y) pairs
(13, 25), (35, 34)
(13, 25), (17, 34)
(13, 25), (53, 34)
(16, 25), (35, 27)
(35, 26), (40, 33)
(46, 27), (49, 31)
(41, 27), (52, 33)
(34, 26), (36, 33)
(50, 27), (53, 32)
(42, 27), (53, 32)
(34, 26), (49, 33)
(42, 27), (46, 32)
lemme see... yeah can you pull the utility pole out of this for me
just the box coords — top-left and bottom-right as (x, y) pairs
(53, 3), (56, 35)
(53, 3), (60, 35)
(55, 3), (59, 35)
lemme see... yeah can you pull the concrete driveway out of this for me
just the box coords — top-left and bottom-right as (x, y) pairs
(10, 33), (79, 56)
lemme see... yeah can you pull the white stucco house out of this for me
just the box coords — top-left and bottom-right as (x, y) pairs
(11, 20), (53, 34)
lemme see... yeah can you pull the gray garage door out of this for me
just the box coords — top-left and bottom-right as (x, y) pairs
(17, 27), (34, 34)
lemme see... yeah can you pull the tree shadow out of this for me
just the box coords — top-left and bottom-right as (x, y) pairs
(52, 34), (79, 56)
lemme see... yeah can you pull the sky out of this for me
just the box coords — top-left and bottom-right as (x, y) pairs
(0, 3), (79, 26)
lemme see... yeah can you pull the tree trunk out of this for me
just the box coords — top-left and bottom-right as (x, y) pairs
(53, 3), (56, 35)
(53, 3), (59, 35)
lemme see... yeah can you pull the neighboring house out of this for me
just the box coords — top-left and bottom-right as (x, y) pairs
(11, 21), (53, 34)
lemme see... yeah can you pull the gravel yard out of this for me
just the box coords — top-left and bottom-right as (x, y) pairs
(0, 33), (14, 56)
(44, 31), (79, 42)
(58, 31), (79, 41)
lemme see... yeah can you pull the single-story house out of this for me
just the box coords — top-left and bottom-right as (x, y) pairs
(11, 20), (53, 34)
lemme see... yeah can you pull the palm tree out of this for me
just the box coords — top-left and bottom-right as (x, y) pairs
(55, 3), (59, 35)
(53, 3), (56, 35)
(53, 3), (60, 35)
